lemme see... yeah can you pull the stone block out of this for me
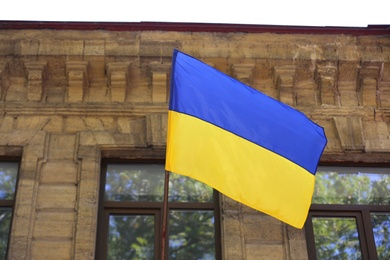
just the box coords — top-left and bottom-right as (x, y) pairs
(365, 139), (390, 152)
(15, 116), (50, 130)
(118, 117), (132, 133)
(223, 215), (242, 235)
(77, 145), (97, 159)
(82, 117), (116, 131)
(334, 117), (364, 151)
(78, 179), (98, 201)
(129, 117), (147, 145)
(20, 39), (40, 55)
(146, 113), (167, 146)
(5, 77), (27, 102)
(39, 39), (84, 55)
(12, 204), (34, 237)
(6, 130), (35, 146)
(84, 40), (105, 56)
(37, 185), (76, 209)
(289, 239), (309, 260)
(0, 116), (14, 132)
(40, 161), (78, 184)
(363, 121), (389, 140)
(78, 131), (115, 146)
(48, 134), (76, 160)
(245, 243), (285, 260)
(42, 116), (63, 133)
(32, 240), (72, 260)
(105, 40), (139, 56)
(243, 214), (283, 242)
(223, 234), (244, 259)
(88, 86), (109, 102)
(65, 117), (88, 133)
(33, 211), (75, 238)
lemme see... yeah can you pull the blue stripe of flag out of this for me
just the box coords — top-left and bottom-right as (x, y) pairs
(169, 50), (327, 174)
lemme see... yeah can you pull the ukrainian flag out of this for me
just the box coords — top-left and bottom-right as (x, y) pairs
(165, 50), (327, 228)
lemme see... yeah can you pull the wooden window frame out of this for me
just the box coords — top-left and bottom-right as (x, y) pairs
(305, 163), (390, 260)
(96, 156), (222, 260)
(0, 157), (20, 259)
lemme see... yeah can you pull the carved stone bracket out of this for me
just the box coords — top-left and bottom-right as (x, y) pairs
(106, 62), (130, 102)
(315, 64), (338, 106)
(0, 62), (9, 101)
(24, 62), (47, 101)
(232, 63), (255, 85)
(357, 66), (380, 107)
(334, 116), (364, 151)
(273, 65), (296, 106)
(149, 62), (171, 103)
(66, 61), (89, 102)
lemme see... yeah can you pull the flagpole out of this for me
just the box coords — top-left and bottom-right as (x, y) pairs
(161, 170), (169, 260)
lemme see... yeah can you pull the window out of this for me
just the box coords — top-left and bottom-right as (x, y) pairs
(0, 161), (19, 259)
(96, 161), (221, 259)
(305, 166), (390, 259)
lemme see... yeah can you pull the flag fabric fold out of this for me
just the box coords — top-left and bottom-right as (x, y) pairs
(165, 49), (327, 228)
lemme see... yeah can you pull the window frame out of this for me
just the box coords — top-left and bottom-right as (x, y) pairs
(96, 158), (222, 260)
(305, 163), (390, 260)
(0, 157), (20, 259)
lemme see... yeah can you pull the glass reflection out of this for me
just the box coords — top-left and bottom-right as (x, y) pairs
(0, 209), (12, 260)
(169, 210), (215, 260)
(313, 167), (390, 205)
(105, 164), (213, 203)
(105, 164), (164, 202)
(169, 174), (213, 203)
(371, 213), (390, 259)
(0, 162), (18, 200)
(108, 215), (155, 260)
(313, 217), (362, 259)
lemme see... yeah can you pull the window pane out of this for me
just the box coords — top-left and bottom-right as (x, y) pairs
(105, 164), (164, 202)
(107, 215), (155, 259)
(0, 162), (18, 200)
(169, 210), (215, 259)
(313, 166), (390, 205)
(0, 209), (12, 259)
(169, 173), (213, 202)
(312, 217), (362, 259)
(105, 164), (213, 203)
(371, 213), (390, 259)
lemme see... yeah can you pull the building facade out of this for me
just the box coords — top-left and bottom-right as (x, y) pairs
(0, 22), (389, 259)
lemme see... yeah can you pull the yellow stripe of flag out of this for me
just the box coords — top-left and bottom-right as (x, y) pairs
(166, 111), (315, 228)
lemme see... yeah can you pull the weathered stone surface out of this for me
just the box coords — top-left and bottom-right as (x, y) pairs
(0, 24), (389, 260)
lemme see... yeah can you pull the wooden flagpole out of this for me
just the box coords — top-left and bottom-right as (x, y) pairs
(161, 170), (170, 259)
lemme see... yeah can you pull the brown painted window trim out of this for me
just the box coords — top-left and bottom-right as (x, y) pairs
(96, 150), (222, 260)
(0, 157), (21, 260)
(305, 159), (390, 260)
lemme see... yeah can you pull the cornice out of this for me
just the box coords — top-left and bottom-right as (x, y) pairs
(0, 21), (389, 35)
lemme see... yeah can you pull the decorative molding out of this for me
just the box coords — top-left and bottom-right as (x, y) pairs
(66, 61), (89, 102)
(334, 116), (364, 151)
(232, 63), (255, 85)
(24, 62), (47, 102)
(149, 62), (171, 103)
(106, 62), (130, 102)
(357, 66), (380, 107)
(0, 61), (9, 101)
(315, 64), (339, 106)
(273, 65), (296, 106)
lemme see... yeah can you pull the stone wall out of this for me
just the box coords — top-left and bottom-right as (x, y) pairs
(0, 26), (389, 259)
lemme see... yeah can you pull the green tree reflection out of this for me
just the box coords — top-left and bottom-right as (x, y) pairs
(105, 165), (216, 259)
(313, 217), (361, 259)
(312, 169), (390, 259)
(108, 215), (155, 260)
(0, 162), (18, 259)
